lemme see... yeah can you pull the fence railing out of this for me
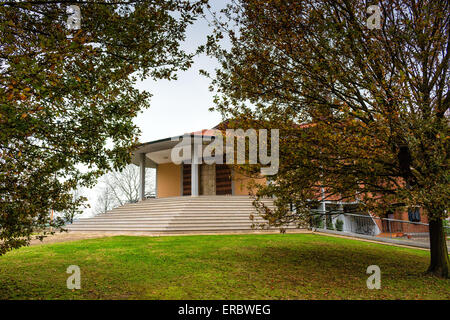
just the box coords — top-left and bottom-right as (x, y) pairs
(310, 212), (450, 246)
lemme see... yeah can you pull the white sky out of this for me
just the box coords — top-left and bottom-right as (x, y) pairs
(134, 0), (229, 142)
(81, 0), (229, 217)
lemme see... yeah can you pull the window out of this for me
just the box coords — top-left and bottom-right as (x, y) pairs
(408, 207), (421, 222)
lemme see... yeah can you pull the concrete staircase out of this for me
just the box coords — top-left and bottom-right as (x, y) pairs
(66, 196), (298, 233)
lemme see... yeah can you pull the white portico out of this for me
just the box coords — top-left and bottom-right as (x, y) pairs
(131, 130), (230, 200)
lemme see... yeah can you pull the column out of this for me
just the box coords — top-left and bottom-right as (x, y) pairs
(191, 137), (200, 196)
(321, 187), (326, 229)
(155, 164), (158, 198)
(139, 153), (146, 201)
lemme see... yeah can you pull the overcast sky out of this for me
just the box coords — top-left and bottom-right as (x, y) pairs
(134, 0), (229, 143)
(81, 1), (229, 217)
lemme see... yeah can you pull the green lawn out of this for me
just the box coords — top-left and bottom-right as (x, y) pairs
(0, 233), (448, 299)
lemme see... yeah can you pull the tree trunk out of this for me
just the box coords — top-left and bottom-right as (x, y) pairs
(427, 218), (449, 278)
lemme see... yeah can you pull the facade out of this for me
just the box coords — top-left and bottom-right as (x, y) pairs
(130, 128), (265, 200)
(313, 201), (429, 237)
(130, 125), (430, 238)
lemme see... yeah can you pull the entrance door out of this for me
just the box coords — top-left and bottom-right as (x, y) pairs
(183, 163), (232, 195)
(215, 164), (232, 195)
(183, 164), (191, 196)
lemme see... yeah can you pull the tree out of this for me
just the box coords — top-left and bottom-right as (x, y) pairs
(94, 184), (116, 215)
(61, 188), (86, 223)
(94, 164), (155, 214)
(208, 0), (449, 277)
(0, 0), (207, 255)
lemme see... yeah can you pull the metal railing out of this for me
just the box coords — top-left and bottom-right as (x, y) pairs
(310, 212), (450, 247)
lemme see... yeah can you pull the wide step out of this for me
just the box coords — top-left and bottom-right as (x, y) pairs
(67, 196), (298, 233)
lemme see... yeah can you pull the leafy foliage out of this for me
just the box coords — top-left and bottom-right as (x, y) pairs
(61, 188), (86, 224)
(0, 0), (207, 254)
(207, 0), (449, 276)
(335, 219), (344, 232)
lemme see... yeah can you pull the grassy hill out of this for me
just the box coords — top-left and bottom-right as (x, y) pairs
(0, 233), (448, 299)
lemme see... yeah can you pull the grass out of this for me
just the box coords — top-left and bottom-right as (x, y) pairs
(0, 233), (448, 300)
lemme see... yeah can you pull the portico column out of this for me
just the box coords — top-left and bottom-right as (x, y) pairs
(155, 164), (158, 198)
(320, 187), (326, 229)
(191, 138), (200, 196)
(139, 153), (146, 201)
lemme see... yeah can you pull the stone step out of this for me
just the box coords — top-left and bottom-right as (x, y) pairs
(90, 216), (263, 221)
(110, 203), (274, 210)
(70, 219), (266, 225)
(111, 204), (271, 209)
(78, 216), (265, 221)
(111, 206), (271, 210)
(67, 225), (299, 231)
(71, 221), (266, 226)
(66, 196), (287, 233)
(103, 209), (268, 216)
(68, 224), (265, 229)
(105, 206), (273, 212)
(119, 199), (273, 206)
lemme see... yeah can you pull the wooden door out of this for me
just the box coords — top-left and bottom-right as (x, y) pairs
(215, 164), (232, 195)
(183, 164), (191, 196)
